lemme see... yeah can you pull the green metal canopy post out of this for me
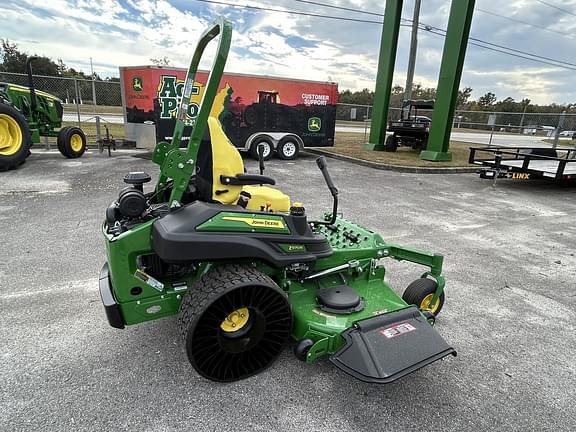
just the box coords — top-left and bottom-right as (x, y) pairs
(365, 0), (403, 150)
(420, 0), (475, 161)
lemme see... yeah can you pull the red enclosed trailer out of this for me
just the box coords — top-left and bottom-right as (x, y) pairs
(120, 66), (338, 160)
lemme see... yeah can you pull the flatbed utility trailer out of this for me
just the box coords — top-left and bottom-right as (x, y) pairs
(469, 146), (576, 182)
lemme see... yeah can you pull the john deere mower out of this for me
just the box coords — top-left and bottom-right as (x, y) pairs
(99, 19), (455, 383)
(0, 57), (86, 170)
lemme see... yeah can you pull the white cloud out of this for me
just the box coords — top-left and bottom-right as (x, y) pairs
(2, 0), (576, 104)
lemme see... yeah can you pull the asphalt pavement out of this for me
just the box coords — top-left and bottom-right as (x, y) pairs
(1, 149), (575, 431)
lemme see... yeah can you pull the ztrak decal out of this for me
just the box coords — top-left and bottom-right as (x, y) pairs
(279, 243), (307, 253)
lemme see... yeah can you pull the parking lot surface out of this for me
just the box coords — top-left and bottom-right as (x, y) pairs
(1, 149), (575, 431)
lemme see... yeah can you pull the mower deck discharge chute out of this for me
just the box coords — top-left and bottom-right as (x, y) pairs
(99, 18), (455, 383)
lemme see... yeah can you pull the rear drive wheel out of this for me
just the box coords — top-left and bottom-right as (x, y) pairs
(0, 103), (32, 171)
(402, 278), (445, 316)
(57, 126), (86, 158)
(249, 138), (273, 161)
(385, 134), (398, 152)
(179, 264), (292, 382)
(277, 138), (300, 160)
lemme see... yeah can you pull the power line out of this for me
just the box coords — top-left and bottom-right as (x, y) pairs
(423, 24), (576, 68)
(424, 28), (576, 72)
(535, 0), (576, 17)
(193, 0), (383, 24)
(193, 0), (576, 71)
(292, 0), (383, 18)
(476, 8), (575, 39)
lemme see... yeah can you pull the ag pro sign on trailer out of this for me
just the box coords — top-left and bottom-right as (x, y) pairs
(120, 66), (338, 157)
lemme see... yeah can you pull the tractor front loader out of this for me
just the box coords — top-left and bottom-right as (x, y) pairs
(0, 57), (86, 171)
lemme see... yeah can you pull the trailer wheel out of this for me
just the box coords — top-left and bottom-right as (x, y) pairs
(0, 103), (32, 171)
(179, 264), (292, 382)
(277, 138), (300, 160)
(385, 134), (398, 152)
(402, 278), (445, 316)
(250, 138), (273, 161)
(57, 126), (86, 158)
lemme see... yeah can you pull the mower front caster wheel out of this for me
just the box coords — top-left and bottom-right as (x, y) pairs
(402, 278), (445, 316)
(179, 264), (292, 382)
(294, 338), (314, 361)
(57, 126), (86, 158)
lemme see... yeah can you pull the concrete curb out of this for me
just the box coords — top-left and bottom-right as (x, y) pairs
(305, 148), (478, 174)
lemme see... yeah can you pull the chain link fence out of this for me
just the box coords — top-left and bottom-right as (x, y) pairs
(336, 102), (576, 139)
(0, 71), (124, 146)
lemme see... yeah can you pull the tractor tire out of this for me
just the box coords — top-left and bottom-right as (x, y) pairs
(0, 103), (32, 171)
(57, 126), (86, 158)
(179, 264), (292, 382)
(249, 138), (274, 161)
(385, 134), (398, 152)
(276, 137), (300, 160)
(402, 278), (445, 317)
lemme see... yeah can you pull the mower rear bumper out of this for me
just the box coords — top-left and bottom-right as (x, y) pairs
(99, 263), (125, 329)
(330, 307), (455, 383)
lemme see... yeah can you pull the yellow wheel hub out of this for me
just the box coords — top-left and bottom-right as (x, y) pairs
(220, 307), (250, 333)
(70, 133), (83, 152)
(420, 294), (441, 313)
(0, 114), (23, 156)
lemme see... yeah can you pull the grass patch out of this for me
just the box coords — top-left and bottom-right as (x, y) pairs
(61, 121), (125, 140)
(63, 104), (123, 114)
(324, 132), (474, 167)
(542, 139), (576, 147)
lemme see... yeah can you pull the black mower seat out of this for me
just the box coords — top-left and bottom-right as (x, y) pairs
(196, 117), (290, 212)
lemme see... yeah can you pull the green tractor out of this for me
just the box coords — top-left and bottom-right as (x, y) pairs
(0, 57), (87, 171)
(99, 19), (456, 383)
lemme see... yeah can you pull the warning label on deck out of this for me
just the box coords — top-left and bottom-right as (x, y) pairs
(380, 322), (416, 338)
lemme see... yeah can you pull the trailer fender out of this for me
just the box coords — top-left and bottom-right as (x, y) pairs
(277, 134), (304, 150)
(244, 133), (275, 151)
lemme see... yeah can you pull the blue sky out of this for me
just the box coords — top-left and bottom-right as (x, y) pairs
(3, 0), (576, 104)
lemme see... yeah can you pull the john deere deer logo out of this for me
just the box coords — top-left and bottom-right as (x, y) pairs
(308, 117), (321, 132)
(132, 77), (143, 92)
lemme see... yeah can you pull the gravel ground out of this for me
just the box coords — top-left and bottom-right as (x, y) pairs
(1, 149), (575, 432)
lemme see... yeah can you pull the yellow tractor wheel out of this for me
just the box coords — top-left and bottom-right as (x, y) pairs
(57, 126), (87, 158)
(0, 103), (32, 171)
(402, 278), (445, 316)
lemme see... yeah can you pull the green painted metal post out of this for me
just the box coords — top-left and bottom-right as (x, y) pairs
(420, 0), (475, 161)
(365, 0), (403, 150)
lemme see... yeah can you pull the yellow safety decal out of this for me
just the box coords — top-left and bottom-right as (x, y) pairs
(222, 216), (285, 229)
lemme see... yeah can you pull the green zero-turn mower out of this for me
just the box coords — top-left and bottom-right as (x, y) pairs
(0, 57), (87, 171)
(99, 19), (456, 383)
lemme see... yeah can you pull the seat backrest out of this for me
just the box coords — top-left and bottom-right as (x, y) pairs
(196, 117), (244, 204)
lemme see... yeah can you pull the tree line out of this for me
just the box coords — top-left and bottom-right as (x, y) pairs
(339, 84), (576, 115)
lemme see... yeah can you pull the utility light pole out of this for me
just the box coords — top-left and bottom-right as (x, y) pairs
(90, 57), (97, 115)
(404, 0), (421, 109)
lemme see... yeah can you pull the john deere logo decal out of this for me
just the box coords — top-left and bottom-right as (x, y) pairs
(308, 117), (321, 132)
(132, 77), (143, 92)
